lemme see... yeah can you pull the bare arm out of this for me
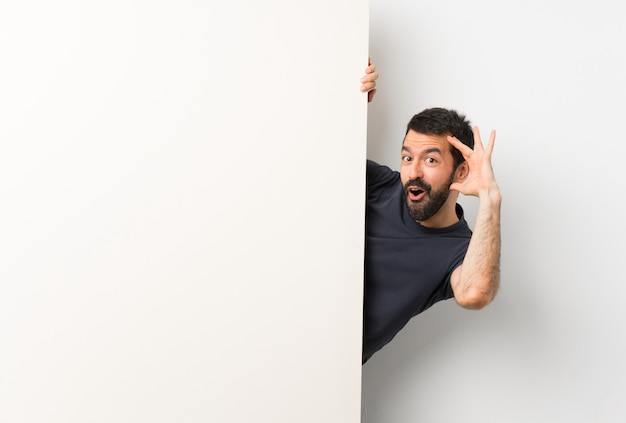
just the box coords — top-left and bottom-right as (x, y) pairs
(448, 127), (501, 309)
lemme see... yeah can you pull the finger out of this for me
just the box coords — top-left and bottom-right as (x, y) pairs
(485, 130), (496, 155)
(447, 135), (472, 154)
(368, 88), (377, 102)
(361, 71), (378, 83)
(360, 81), (376, 92)
(472, 126), (485, 152)
(449, 182), (462, 193)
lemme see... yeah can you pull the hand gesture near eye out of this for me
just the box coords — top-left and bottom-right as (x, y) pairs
(448, 126), (500, 201)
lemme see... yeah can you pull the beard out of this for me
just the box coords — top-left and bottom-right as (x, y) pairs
(403, 173), (454, 222)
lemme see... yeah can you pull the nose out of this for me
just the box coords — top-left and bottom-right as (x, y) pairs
(407, 160), (423, 181)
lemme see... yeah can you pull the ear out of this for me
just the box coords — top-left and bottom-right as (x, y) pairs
(455, 162), (469, 182)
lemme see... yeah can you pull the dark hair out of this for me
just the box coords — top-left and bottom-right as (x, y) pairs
(405, 107), (474, 169)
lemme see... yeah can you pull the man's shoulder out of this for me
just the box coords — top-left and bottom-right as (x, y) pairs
(366, 160), (398, 188)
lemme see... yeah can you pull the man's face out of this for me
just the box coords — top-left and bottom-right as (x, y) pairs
(400, 130), (457, 223)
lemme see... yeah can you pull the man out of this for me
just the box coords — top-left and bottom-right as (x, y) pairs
(359, 63), (501, 364)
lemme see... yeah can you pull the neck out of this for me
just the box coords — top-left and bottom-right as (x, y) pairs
(417, 196), (460, 228)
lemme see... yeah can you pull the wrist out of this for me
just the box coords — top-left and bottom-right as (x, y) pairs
(478, 184), (502, 206)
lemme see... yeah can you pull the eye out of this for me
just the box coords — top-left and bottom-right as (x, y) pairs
(425, 157), (437, 165)
(402, 155), (412, 162)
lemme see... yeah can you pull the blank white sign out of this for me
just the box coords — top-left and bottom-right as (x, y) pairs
(0, 2), (368, 422)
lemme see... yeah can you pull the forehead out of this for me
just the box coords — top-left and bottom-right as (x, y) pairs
(402, 130), (450, 154)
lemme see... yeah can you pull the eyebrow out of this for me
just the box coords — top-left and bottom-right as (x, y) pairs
(401, 146), (443, 155)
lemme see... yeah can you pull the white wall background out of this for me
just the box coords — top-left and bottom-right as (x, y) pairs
(363, 1), (626, 422)
(0, 1), (368, 422)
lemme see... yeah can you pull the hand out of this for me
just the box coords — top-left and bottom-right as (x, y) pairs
(448, 126), (500, 199)
(360, 57), (378, 102)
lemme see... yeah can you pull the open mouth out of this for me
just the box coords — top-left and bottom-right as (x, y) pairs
(408, 187), (426, 201)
